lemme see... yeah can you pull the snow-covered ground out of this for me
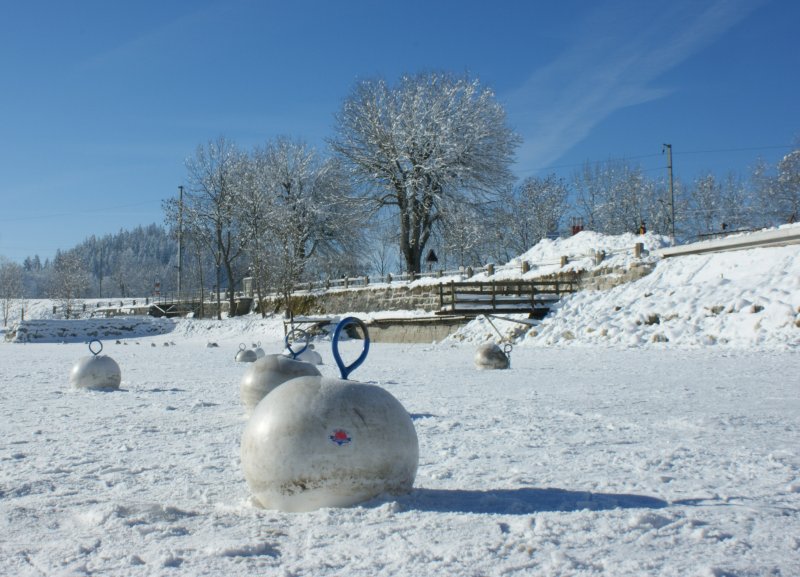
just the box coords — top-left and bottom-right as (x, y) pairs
(2, 230), (799, 576)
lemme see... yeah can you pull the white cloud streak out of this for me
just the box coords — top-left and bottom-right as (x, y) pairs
(506, 0), (764, 173)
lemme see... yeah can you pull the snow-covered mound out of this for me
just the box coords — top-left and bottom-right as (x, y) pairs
(10, 317), (176, 343)
(526, 243), (800, 349)
(483, 230), (668, 280)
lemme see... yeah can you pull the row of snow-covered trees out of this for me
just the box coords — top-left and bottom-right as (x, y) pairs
(3, 71), (798, 320)
(0, 225), (194, 320)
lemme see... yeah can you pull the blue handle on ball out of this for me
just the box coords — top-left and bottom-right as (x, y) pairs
(332, 317), (370, 379)
(284, 328), (310, 359)
(88, 339), (103, 356)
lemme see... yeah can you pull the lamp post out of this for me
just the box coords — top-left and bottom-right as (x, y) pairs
(177, 185), (184, 302)
(663, 144), (675, 240)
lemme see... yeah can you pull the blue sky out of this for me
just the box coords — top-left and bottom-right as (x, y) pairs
(1, 0), (797, 263)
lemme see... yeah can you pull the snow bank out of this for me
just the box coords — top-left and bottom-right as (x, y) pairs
(524, 244), (800, 350)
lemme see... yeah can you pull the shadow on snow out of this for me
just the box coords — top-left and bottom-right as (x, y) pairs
(395, 487), (667, 515)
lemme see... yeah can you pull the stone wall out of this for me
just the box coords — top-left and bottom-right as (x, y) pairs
(261, 263), (656, 316)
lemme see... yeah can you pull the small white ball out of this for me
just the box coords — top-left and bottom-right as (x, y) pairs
(285, 344), (323, 365)
(241, 376), (419, 512)
(236, 348), (258, 363)
(240, 355), (321, 413)
(69, 355), (122, 390)
(474, 343), (509, 370)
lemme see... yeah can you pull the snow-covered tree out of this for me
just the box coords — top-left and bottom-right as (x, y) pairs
(686, 172), (752, 237)
(436, 197), (496, 269)
(500, 174), (568, 255)
(165, 137), (246, 319)
(49, 251), (90, 318)
(239, 137), (360, 316)
(574, 159), (671, 237)
(755, 150), (800, 226)
(329, 72), (520, 274)
(688, 173), (723, 235)
(0, 257), (24, 326)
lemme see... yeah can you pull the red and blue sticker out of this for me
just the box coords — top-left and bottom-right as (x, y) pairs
(329, 429), (352, 446)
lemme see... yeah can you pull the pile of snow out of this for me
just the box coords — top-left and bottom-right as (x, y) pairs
(524, 244), (800, 349)
(447, 227), (800, 350)
(473, 230), (668, 281)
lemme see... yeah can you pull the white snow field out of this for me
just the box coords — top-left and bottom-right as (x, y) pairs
(2, 232), (799, 576)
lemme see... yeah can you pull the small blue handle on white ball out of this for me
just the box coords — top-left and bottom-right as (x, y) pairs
(285, 328), (310, 359)
(88, 339), (103, 356)
(332, 317), (370, 379)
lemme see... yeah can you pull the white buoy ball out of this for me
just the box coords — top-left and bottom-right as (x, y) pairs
(69, 355), (122, 390)
(240, 354), (321, 413)
(474, 343), (509, 370)
(241, 376), (419, 512)
(236, 347), (258, 363)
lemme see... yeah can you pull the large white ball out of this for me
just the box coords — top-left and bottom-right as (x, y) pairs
(474, 343), (510, 370)
(241, 376), (419, 512)
(240, 355), (321, 413)
(69, 355), (122, 390)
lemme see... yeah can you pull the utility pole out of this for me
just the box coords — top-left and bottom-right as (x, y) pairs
(177, 185), (184, 302)
(663, 143), (675, 239)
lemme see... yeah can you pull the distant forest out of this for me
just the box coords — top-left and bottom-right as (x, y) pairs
(18, 224), (193, 299)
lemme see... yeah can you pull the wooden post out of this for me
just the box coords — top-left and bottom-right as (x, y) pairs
(560, 256), (568, 267)
(386, 273), (392, 284)
(486, 263), (495, 276)
(634, 242), (643, 258)
(594, 250), (605, 265)
(364, 275), (369, 286)
(438, 283), (444, 309)
(344, 277), (349, 289)
(465, 266), (473, 278)
(521, 260), (530, 274)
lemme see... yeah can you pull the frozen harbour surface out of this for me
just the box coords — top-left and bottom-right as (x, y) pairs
(1, 336), (798, 576)
(2, 231), (799, 576)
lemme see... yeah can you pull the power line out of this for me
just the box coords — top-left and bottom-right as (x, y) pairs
(516, 144), (794, 175)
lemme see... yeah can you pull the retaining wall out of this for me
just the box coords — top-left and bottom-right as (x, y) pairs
(261, 263), (656, 316)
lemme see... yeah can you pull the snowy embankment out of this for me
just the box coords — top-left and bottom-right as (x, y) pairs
(448, 227), (800, 350)
(5, 227), (800, 351)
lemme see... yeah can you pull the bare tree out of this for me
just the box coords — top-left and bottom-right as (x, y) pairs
(686, 172), (752, 237)
(0, 257), (24, 327)
(501, 174), (568, 255)
(688, 173), (723, 235)
(436, 197), (493, 268)
(49, 252), (90, 318)
(574, 159), (670, 236)
(256, 137), (356, 317)
(755, 150), (800, 225)
(165, 137), (246, 319)
(330, 72), (520, 274)
(233, 137), (359, 317)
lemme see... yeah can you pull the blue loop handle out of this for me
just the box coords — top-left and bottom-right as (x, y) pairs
(332, 317), (370, 379)
(284, 328), (309, 359)
(88, 339), (103, 356)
